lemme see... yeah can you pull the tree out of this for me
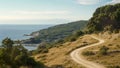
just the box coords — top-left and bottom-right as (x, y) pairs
(0, 38), (44, 68)
(2, 38), (14, 49)
(75, 30), (84, 37)
(0, 48), (11, 67)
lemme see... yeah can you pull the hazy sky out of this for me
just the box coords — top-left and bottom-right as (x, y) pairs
(0, 0), (119, 24)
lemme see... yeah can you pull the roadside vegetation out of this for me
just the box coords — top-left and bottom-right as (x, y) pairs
(82, 51), (95, 56)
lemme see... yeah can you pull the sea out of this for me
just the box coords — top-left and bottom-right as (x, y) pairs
(0, 25), (53, 51)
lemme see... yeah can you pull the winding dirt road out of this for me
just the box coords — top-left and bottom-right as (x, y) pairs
(70, 35), (105, 68)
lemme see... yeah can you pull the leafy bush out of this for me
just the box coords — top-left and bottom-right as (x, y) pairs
(69, 37), (77, 42)
(50, 65), (64, 68)
(82, 51), (95, 56)
(64, 30), (84, 42)
(108, 65), (120, 68)
(41, 49), (49, 53)
(99, 46), (109, 55)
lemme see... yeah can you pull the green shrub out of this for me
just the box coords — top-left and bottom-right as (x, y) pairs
(69, 37), (76, 42)
(42, 49), (49, 53)
(82, 51), (95, 56)
(50, 65), (64, 68)
(108, 65), (120, 68)
(99, 46), (109, 55)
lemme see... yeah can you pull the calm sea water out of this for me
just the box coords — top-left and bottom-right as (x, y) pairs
(0, 25), (53, 50)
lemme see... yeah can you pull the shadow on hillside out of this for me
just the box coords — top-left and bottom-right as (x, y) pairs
(46, 65), (64, 68)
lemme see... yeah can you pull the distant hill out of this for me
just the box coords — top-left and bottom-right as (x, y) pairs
(23, 20), (88, 44)
(86, 3), (120, 33)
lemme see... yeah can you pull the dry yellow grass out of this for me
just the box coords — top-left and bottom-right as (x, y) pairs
(34, 35), (98, 68)
(82, 32), (120, 68)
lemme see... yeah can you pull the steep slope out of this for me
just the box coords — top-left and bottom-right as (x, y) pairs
(86, 3), (120, 33)
(23, 20), (87, 44)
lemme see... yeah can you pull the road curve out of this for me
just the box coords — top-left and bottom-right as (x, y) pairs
(70, 35), (105, 68)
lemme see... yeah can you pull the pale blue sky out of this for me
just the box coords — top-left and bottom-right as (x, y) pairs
(0, 0), (119, 24)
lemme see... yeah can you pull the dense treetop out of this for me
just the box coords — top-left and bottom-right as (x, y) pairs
(86, 3), (120, 33)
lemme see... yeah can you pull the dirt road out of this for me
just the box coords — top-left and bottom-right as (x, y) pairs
(70, 35), (105, 68)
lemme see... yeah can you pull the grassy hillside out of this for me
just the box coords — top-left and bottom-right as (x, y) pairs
(23, 20), (87, 44)
(34, 35), (98, 68)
